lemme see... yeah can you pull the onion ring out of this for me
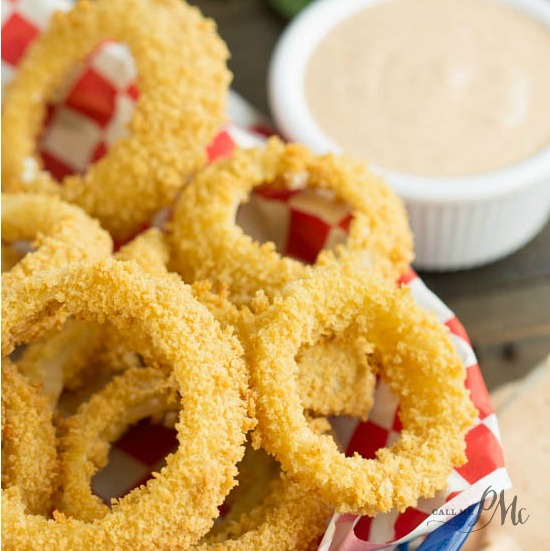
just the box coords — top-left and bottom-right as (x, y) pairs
(15, 228), (170, 405)
(192, 420), (333, 550)
(168, 137), (413, 305)
(240, 294), (377, 419)
(191, 284), (378, 420)
(192, 475), (330, 551)
(55, 350), (329, 550)
(252, 265), (478, 516)
(1, 193), (112, 286)
(1, 0), (231, 242)
(1, 360), (58, 517)
(2, 259), (250, 550)
(57, 362), (329, 551)
(57, 367), (177, 522)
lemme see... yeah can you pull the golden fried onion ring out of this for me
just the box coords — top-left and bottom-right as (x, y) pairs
(168, 137), (413, 305)
(193, 475), (330, 551)
(57, 366), (330, 551)
(193, 421), (333, 551)
(252, 266), (478, 516)
(2, 0), (231, 242)
(1, 360), (58, 517)
(57, 367), (177, 522)
(237, 294), (377, 420)
(1, 193), (112, 286)
(15, 228), (170, 405)
(2, 260), (250, 550)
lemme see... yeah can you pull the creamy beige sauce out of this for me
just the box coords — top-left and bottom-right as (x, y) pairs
(305, 0), (550, 176)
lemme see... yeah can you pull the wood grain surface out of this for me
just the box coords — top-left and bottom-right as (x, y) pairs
(192, 0), (550, 390)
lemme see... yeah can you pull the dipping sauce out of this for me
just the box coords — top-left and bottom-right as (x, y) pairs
(305, 0), (550, 177)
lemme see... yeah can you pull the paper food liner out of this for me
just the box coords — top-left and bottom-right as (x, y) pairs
(2, 1), (511, 548)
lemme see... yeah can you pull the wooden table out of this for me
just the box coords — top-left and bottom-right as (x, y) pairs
(192, 0), (550, 390)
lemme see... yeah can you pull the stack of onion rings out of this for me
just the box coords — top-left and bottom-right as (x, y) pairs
(15, 225), (378, 420)
(1, 1), (480, 546)
(1, 154), (474, 550)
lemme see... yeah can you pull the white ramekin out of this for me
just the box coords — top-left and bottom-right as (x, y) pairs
(268, 0), (550, 270)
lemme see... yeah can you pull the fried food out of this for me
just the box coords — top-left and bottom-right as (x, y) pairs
(192, 425), (332, 551)
(237, 293), (377, 420)
(1, 360), (58, 517)
(15, 320), (105, 405)
(2, 260), (250, 550)
(193, 475), (330, 551)
(1, 193), (112, 285)
(0, 0), (489, 546)
(296, 335), (378, 419)
(15, 228), (170, 405)
(57, 367), (177, 522)
(252, 265), (478, 516)
(1, 0), (231, 242)
(168, 137), (413, 306)
(58, 367), (330, 551)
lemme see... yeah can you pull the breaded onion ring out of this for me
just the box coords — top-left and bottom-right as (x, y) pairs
(57, 367), (177, 522)
(1, 193), (112, 286)
(192, 475), (330, 551)
(1, 360), (58, 517)
(190, 283), (377, 420)
(239, 294), (377, 419)
(15, 228), (170, 405)
(2, 0), (231, 242)
(2, 260), (250, 550)
(168, 137), (413, 305)
(252, 266), (478, 516)
(57, 368), (330, 551)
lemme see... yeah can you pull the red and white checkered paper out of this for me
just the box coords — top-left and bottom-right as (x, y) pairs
(2, 1), (511, 548)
